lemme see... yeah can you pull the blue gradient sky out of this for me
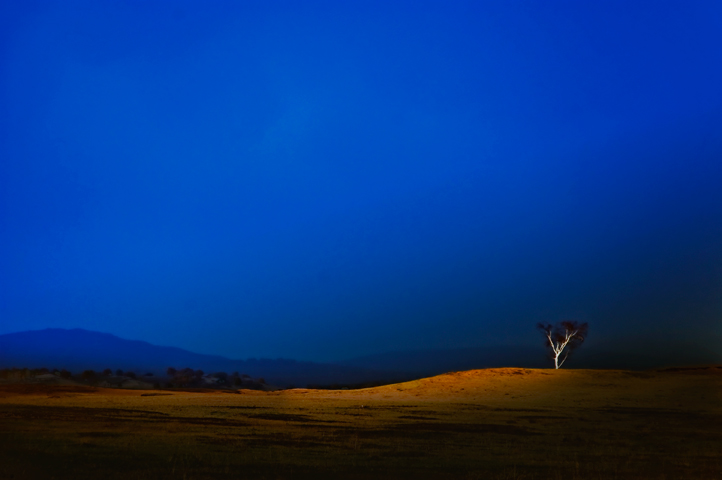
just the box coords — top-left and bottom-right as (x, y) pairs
(2, 1), (721, 361)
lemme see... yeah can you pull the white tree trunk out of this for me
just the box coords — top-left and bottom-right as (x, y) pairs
(545, 329), (577, 369)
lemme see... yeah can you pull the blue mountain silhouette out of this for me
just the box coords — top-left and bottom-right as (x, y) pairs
(0, 329), (403, 387)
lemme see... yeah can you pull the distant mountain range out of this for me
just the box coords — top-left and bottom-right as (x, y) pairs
(0, 329), (406, 387)
(1, 329), (718, 387)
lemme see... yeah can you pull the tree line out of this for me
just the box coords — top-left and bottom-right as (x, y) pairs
(165, 367), (266, 389)
(0, 366), (267, 390)
(0, 367), (150, 381)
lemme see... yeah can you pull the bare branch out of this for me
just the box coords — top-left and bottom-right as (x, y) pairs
(537, 321), (588, 369)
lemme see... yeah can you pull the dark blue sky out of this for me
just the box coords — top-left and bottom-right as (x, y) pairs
(2, 1), (721, 362)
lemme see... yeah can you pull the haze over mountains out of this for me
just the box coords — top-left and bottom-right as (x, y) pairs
(1, 329), (719, 387)
(0, 329), (401, 387)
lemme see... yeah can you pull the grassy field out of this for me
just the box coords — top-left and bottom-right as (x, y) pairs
(1, 367), (721, 479)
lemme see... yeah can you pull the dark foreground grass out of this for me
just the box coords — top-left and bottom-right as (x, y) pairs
(1, 404), (719, 479)
(0, 370), (721, 479)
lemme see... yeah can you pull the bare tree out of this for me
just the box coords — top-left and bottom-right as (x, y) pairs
(537, 321), (588, 369)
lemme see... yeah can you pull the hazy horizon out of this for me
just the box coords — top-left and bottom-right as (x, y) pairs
(3, 327), (719, 376)
(2, 2), (721, 363)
